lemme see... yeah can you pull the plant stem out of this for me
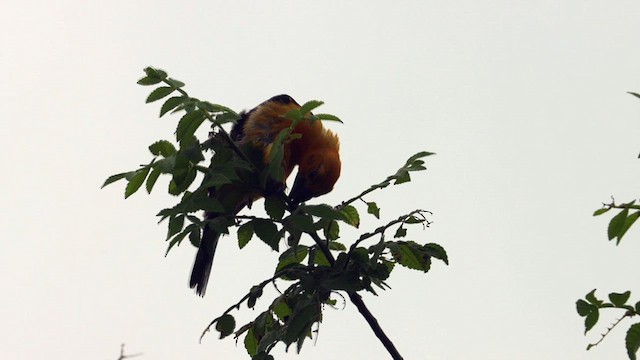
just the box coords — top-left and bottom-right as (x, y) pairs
(308, 232), (405, 359)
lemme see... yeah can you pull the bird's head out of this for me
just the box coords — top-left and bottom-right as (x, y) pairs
(289, 148), (341, 204)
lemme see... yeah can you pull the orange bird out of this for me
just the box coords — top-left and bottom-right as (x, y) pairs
(190, 94), (341, 296)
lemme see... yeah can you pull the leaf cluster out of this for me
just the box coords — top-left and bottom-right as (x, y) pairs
(576, 290), (640, 359)
(104, 67), (445, 359)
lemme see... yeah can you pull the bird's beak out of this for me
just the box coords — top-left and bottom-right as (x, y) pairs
(289, 174), (312, 204)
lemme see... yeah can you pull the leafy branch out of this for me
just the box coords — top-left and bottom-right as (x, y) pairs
(577, 90), (640, 360)
(103, 67), (446, 360)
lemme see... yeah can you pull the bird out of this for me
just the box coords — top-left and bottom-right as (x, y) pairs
(189, 94), (341, 296)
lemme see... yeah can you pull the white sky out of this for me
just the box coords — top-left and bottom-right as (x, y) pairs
(2, 1), (640, 359)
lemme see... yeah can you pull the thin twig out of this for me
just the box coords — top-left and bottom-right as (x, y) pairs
(307, 225), (405, 359)
(587, 310), (634, 350)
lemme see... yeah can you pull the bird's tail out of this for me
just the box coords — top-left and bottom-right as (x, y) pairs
(189, 225), (220, 296)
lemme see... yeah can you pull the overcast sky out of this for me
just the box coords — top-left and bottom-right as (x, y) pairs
(2, 1), (640, 359)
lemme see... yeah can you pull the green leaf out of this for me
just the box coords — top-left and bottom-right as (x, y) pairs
(367, 202), (380, 219)
(276, 246), (309, 272)
(627, 323), (640, 360)
(188, 225), (201, 247)
(176, 109), (205, 143)
(102, 172), (128, 188)
(244, 326), (259, 357)
(340, 205), (360, 227)
(301, 204), (349, 222)
(215, 314), (235, 339)
(386, 241), (435, 272)
(394, 227), (407, 238)
(585, 289), (602, 305)
(299, 100), (323, 116)
(146, 86), (175, 103)
(618, 211), (640, 244)
(284, 304), (318, 346)
(593, 207), (610, 216)
(576, 299), (594, 317)
(313, 113), (343, 123)
(584, 308), (599, 334)
(285, 214), (316, 233)
(628, 92), (640, 100)
(143, 67), (167, 80)
(165, 77), (185, 88)
(328, 241), (346, 251)
(148, 140), (176, 157)
(167, 215), (185, 240)
(145, 168), (161, 193)
(424, 243), (449, 265)
(238, 222), (254, 249)
(160, 96), (187, 117)
(324, 220), (340, 241)
(609, 291), (632, 307)
(608, 208), (629, 240)
(125, 167), (151, 198)
(247, 286), (263, 309)
(636, 301), (640, 314)
(253, 219), (280, 251)
(265, 196), (286, 220)
(137, 76), (162, 86)
(272, 298), (293, 322)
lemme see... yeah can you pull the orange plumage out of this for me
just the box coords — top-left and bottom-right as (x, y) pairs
(190, 94), (341, 296)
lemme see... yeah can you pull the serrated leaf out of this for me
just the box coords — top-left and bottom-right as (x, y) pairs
(576, 299), (594, 317)
(302, 204), (349, 222)
(387, 241), (433, 272)
(188, 225), (201, 247)
(216, 314), (235, 339)
(286, 214), (316, 233)
(618, 211), (640, 244)
(145, 167), (161, 193)
(586, 289), (602, 305)
(284, 305), (318, 346)
(314, 113), (343, 123)
(367, 202), (380, 219)
(299, 100), (323, 116)
(609, 291), (632, 307)
(143, 67), (167, 80)
(238, 222), (254, 249)
(165, 77), (185, 88)
(146, 86), (175, 103)
(160, 96), (187, 117)
(125, 167), (151, 198)
(102, 172), (128, 188)
(167, 215), (185, 240)
(424, 243), (449, 264)
(394, 227), (407, 238)
(593, 207), (610, 216)
(276, 246), (309, 272)
(584, 309), (599, 334)
(324, 220), (340, 241)
(148, 140), (176, 157)
(244, 326), (259, 356)
(176, 109), (205, 142)
(608, 208), (629, 240)
(265, 196), (286, 220)
(282, 108), (301, 122)
(340, 205), (360, 227)
(628, 323), (640, 360)
(137, 76), (161, 86)
(253, 219), (280, 251)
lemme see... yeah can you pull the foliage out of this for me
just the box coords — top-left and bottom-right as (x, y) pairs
(577, 92), (640, 359)
(103, 67), (445, 359)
